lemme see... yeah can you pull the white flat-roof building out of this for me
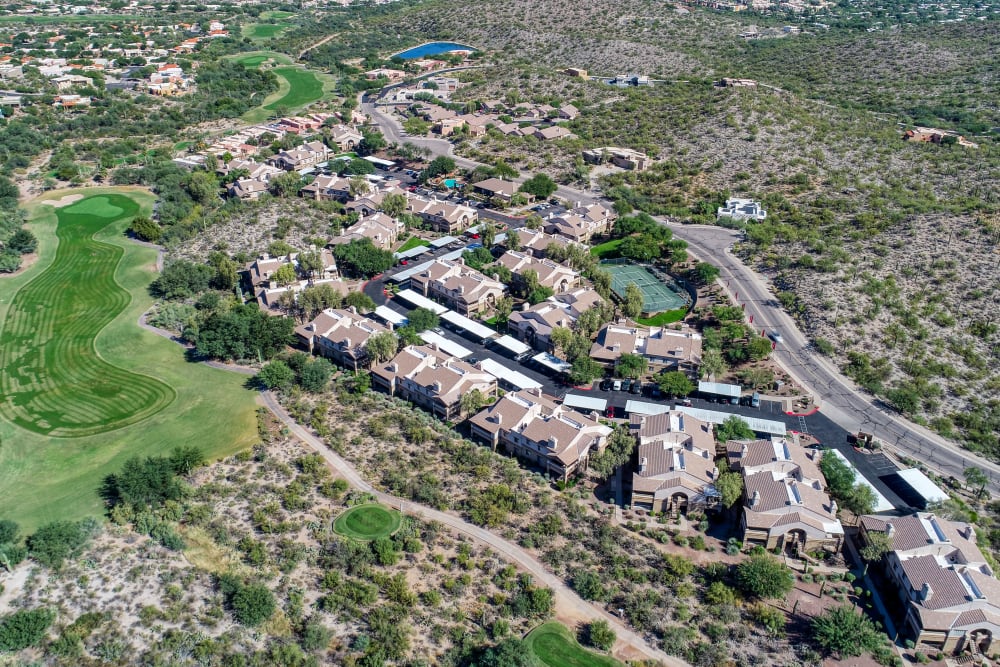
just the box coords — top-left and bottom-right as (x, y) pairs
(717, 197), (766, 222)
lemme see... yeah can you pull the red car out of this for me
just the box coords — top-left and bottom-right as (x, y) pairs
(471, 233), (480, 239)
(399, 259), (408, 266)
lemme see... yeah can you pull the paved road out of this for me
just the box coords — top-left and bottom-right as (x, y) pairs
(361, 87), (1000, 493)
(260, 392), (686, 666)
(664, 222), (1000, 492)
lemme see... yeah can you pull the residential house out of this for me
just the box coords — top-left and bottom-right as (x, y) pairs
(718, 77), (758, 88)
(469, 389), (612, 479)
(582, 147), (655, 172)
(228, 178), (269, 200)
(471, 178), (519, 202)
(408, 197), (477, 234)
(409, 258), (507, 317)
(257, 278), (351, 312)
(435, 117), (466, 137)
(268, 141), (330, 171)
(245, 250), (337, 289)
(589, 323), (703, 375)
(53, 94), (91, 108)
(508, 288), (604, 351)
(326, 124), (363, 151)
(300, 174), (353, 202)
(496, 250), (580, 293)
(543, 209), (613, 244)
(858, 513), (1000, 654)
(557, 104), (580, 120)
(533, 125), (576, 141)
(331, 212), (402, 250)
(717, 197), (766, 222)
(294, 307), (391, 370)
(365, 67), (406, 81)
(630, 410), (720, 515)
(372, 344), (497, 420)
(903, 127), (978, 149)
(510, 228), (574, 258)
(218, 159), (283, 182)
(727, 439), (844, 553)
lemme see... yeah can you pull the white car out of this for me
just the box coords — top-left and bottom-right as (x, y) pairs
(768, 331), (784, 344)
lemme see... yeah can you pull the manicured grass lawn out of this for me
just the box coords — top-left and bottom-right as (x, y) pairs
(264, 67), (324, 110)
(261, 10), (295, 19)
(589, 238), (624, 259)
(333, 504), (402, 540)
(0, 194), (175, 437)
(525, 622), (624, 667)
(230, 51), (294, 68)
(397, 236), (431, 253)
(243, 22), (291, 40)
(0, 188), (258, 530)
(635, 308), (688, 326)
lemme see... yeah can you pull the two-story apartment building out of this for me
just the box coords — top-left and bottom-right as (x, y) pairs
(509, 228), (574, 258)
(268, 141), (330, 171)
(408, 197), (478, 234)
(630, 410), (720, 515)
(727, 439), (844, 554)
(294, 307), (391, 370)
(300, 174), (353, 202)
(508, 288), (605, 351)
(590, 323), (703, 376)
(409, 258), (507, 317)
(859, 513), (1000, 655)
(331, 212), (403, 251)
(371, 344), (497, 420)
(543, 204), (615, 243)
(469, 389), (612, 480)
(496, 250), (580, 293)
(245, 251), (338, 290)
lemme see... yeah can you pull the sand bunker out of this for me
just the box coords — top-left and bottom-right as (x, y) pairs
(47, 193), (84, 208)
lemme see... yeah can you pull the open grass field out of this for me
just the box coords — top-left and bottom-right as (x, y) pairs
(589, 238), (623, 259)
(397, 236), (431, 253)
(524, 622), (624, 667)
(265, 67), (324, 110)
(0, 194), (175, 437)
(242, 22), (291, 40)
(230, 52), (333, 123)
(0, 188), (258, 530)
(333, 504), (402, 540)
(636, 308), (688, 327)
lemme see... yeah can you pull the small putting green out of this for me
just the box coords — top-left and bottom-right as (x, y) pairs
(333, 504), (402, 541)
(230, 50), (294, 68)
(525, 622), (624, 667)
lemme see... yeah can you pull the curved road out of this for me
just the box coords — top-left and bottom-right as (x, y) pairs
(361, 94), (1000, 493)
(662, 222), (1000, 492)
(260, 392), (685, 666)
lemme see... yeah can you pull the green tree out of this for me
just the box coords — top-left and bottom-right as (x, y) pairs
(747, 335), (772, 361)
(381, 192), (407, 219)
(811, 605), (884, 658)
(571, 570), (606, 601)
(460, 388), (488, 416)
(589, 426), (636, 479)
(421, 155), (455, 181)
(257, 359), (295, 390)
(299, 357), (334, 393)
(622, 282), (644, 319)
(273, 263), (298, 287)
(715, 415), (754, 442)
(616, 353), (647, 379)
(345, 291), (376, 313)
(270, 172), (303, 197)
(0, 609), (54, 651)
(735, 553), (793, 599)
(841, 483), (877, 517)
(860, 529), (892, 575)
(185, 170), (219, 205)
(658, 371), (694, 397)
(407, 307), (441, 332)
(477, 638), (533, 667)
(128, 216), (162, 243)
(584, 619), (616, 651)
(568, 356), (604, 386)
(693, 262), (720, 285)
(332, 238), (395, 278)
(700, 348), (727, 380)
(108, 455), (184, 509)
(366, 331), (399, 365)
(716, 470), (744, 508)
(231, 583), (275, 626)
(0, 520), (19, 546)
(518, 173), (557, 199)
(27, 520), (95, 569)
(964, 467), (989, 500)
(494, 296), (514, 328)
(299, 284), (344, 319)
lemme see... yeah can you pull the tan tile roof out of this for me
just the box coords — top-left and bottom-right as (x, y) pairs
(497, 251), (579, 290)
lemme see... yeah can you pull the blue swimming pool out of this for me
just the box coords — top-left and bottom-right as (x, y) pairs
(392, 41), (477, 60)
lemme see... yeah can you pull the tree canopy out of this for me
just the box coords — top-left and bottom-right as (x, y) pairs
(332, 238), (394, 278)
(735, 553), (794, 599)
(518, 173), (557, 199)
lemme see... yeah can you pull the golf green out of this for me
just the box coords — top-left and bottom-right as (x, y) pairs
(0, 194), (175, 437)
(244, 23), (290, 39)
(265, 67), (324, 110)
(525, 622), (623, 667)
(333, 504), (402, 540)
(0, 188), (258, 529)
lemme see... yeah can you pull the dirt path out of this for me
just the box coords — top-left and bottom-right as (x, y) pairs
(259, 391), (685, 666)
(298, 33), (338, 60)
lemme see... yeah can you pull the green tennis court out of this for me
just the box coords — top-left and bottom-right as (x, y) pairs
(604, 262), (687, 314)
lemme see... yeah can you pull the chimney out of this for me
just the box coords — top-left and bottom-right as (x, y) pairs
(349, 305), (358, 314)
(921, 583), (933, 601)
(886, 523), (894, 537)
(549, 436), (558, 449)
(749, 490), (760, 508)
(433, 381), (442, 392)
(639, 457), (648, 473)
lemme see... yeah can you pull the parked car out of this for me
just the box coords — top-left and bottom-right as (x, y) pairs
(680, 398), (693, 407)
(620, 379), (633, 392)
(751, 392), (761, 408)
(612, 380), (622, 391)
(599, 379), (613, 391)
(629, 380), (642, 394)
(650, 386), (662, 399)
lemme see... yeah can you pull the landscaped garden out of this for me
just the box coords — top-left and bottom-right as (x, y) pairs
(524, 622), (623, 667)
(333, 504), (402, 540)
(0, 188), (258, 529)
